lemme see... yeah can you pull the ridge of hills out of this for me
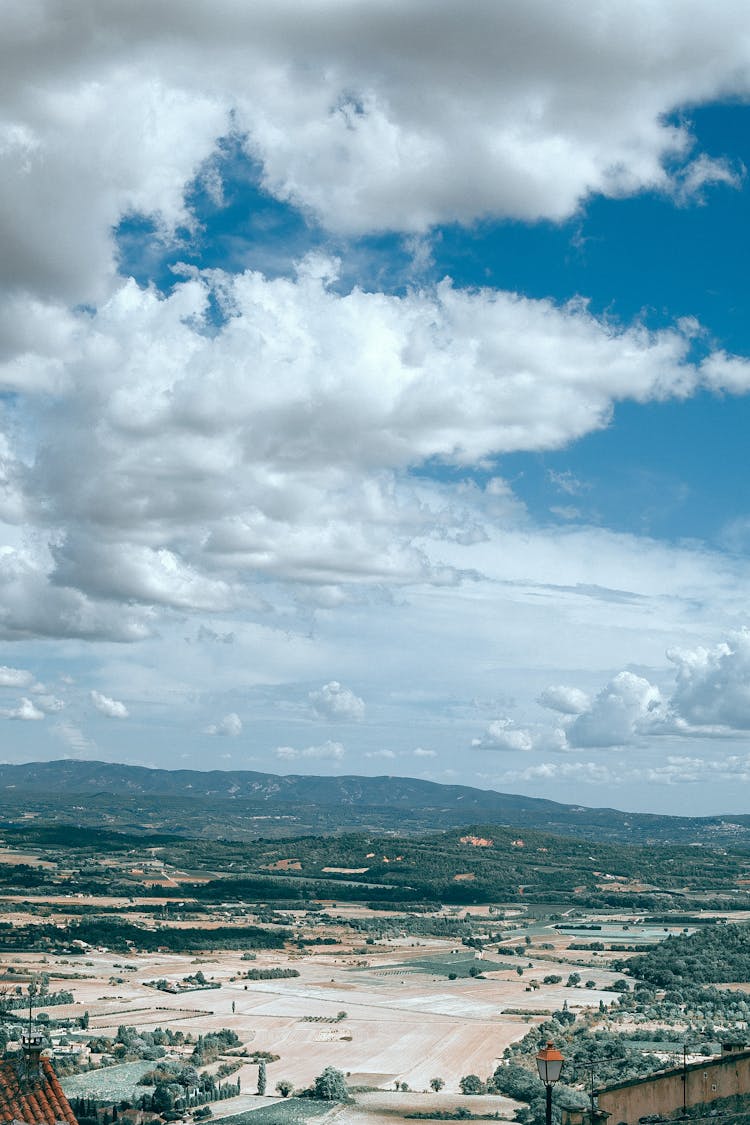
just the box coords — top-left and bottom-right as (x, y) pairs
(1, 758), (749, 845)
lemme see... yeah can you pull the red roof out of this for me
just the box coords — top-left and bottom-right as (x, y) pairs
(0, 1056), (78, 1125)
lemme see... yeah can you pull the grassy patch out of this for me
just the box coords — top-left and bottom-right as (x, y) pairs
(219, 1100), (332, 1125)
(61, 1061), (157, 1100)
(389, 953), (507, 978)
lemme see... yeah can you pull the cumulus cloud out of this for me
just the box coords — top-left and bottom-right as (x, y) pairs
(365, 749), (396, 760)
(473, 719), (536, 753)
(0, 665), (34, 689)
(0, 697), (44, 721)
(90, 690), (129, 719)
(0, 262), (743, 639)
(413, 747), (436, 758)
(474, 718), (569, 753)
(538, 685), (591, 715)
(275, 740), (345, 761)
(309, 681), (366, 721)
(667, 631), (750, 730)
(0, 543), (154, 641)
(205, 712), (242, 737)
(565, 672), (664, 748)
(3, 0), (749, 314)
(523, 630), (750, 751)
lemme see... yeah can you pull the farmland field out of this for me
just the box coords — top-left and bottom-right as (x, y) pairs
(3, 816), (750, 1125)
(1, 897), (709, 1120)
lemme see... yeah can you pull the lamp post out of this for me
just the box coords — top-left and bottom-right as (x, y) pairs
(536, 1041), (564, 1125)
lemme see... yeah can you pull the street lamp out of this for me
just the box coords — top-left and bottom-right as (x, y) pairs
(536, 1041), (564, 1125)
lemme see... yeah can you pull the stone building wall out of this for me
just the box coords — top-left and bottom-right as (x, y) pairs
(597, 1050), (750, 1124)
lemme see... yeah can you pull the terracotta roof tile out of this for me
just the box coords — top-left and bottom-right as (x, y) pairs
(0, 1057), (77, 1125)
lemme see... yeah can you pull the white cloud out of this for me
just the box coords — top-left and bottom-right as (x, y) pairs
(365, 749), (396, 760)
(0, 665), (34, 688)
(0, 264), (742, 640)
(2, 0), (749, 319)
(52, 721), (95, 754)
(502, 751), (750, 791)
(275, 740), (345, 761)
(0, 697), (44, 721)
(413, 747), (436, 758)
(90, 690), (129, 719)
(473, 718), (569, 754)
(667, 631), (750, 730)
(309, 681), (365, 722)
(547, 470), (588, 497)
(523, 630), (750, 751)
(673, 154), (743, 204)
(538, 685), (591, 715)
(0, 542), (154, 641)
(2, 3), (750, 335)
(566, 672), (664, 748)
(504, 760), (621, 786)
(205, 712), (242, 737)
(473, 718), (536, 753)
(33, 694), (65, 714)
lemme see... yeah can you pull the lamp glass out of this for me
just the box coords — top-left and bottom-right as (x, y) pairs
(536, 1045), (564, 1085)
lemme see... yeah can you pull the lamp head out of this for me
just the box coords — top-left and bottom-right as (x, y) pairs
(536, 1041), (564, 1085)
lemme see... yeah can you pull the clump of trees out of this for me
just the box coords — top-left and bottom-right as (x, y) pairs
(310, 1066), (349, 1101)
(459, 1075), (485, 1095)
(137, 1062), (240, 1113)
(244, 967), (300, 980)
(191, 1029), (240, 1066)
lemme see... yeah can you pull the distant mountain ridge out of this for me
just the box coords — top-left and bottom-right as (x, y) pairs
(0, 757), (563, 808)
(1, 758), (750, 845)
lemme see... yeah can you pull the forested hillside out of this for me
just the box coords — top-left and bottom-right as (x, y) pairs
(2, 758), (750, 844)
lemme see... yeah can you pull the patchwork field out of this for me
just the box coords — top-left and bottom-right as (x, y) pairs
(0, 903), (683, 1122)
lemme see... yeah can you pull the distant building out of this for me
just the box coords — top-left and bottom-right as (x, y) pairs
(594, 1047), (750, 1124)
(0, 1033), (78, 1125)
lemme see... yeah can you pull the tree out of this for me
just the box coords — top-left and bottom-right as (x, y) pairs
(312, 1067), (349, 1101)
(275, 1080), (293, 1098)
(430, 1078), (445, 1092)
(566, 972), (581, 988)
(178, 1066), (199, 1089)
(151, 1085), (173, 1114)
(459, 1075), (485, 1096)
(257, 1060), (266, 1096)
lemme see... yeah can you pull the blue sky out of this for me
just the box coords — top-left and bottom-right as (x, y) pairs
(4, 3), (750, 814)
